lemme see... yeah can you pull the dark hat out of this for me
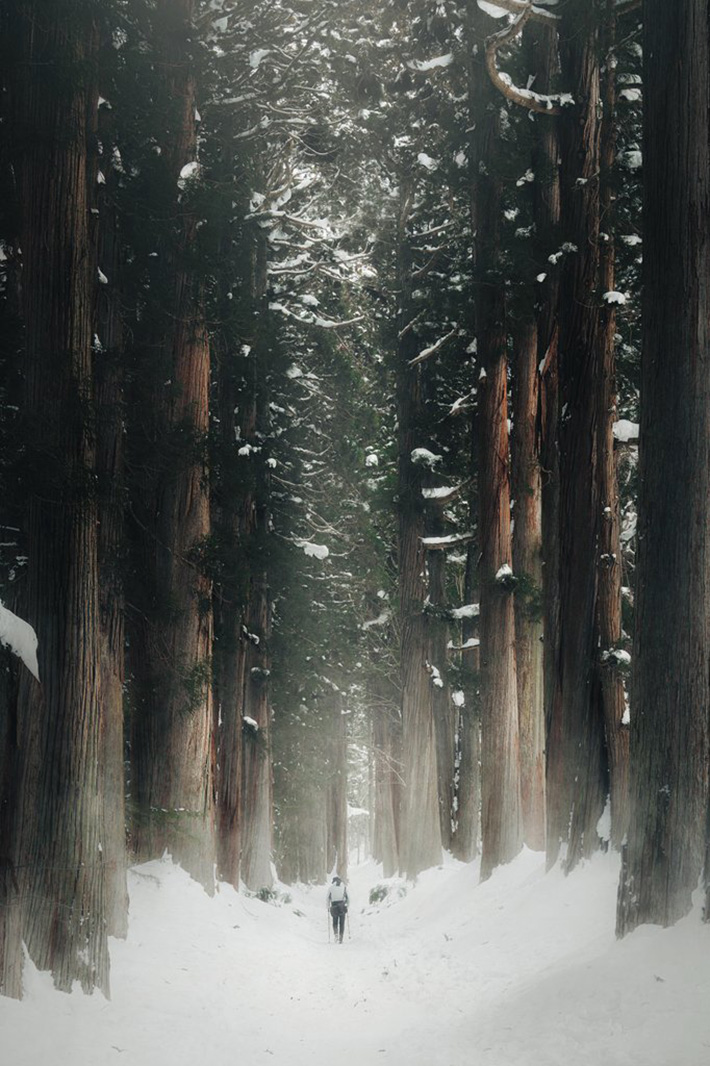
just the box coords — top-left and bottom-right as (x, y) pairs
(332, 876), (340, 883)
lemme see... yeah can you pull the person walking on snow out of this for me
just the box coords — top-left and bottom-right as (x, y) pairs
(327, 876), (348, 943)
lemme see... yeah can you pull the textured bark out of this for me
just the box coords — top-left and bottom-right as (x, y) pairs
(7, 0), (109, 993)
(618, 0), (710, 934)
(595, 7), (629, 851)
(326, 689), (348, 881)
(235, 238), (273, 894)
(0, 649), (21, 997)
(547, 1), (607, 871)
(372, 702), (402, 877)
(94, 94), (128, 939)
(240, 569), (273, 892)
(471, 4), (523, 881)
(128, 0), (215, 888)
(524, 20), (563, 871)
(450, 538), (481, 863)
(396, 189), (442, 879)
(511, 318), (545, 851)
(429, 547), (455, 852)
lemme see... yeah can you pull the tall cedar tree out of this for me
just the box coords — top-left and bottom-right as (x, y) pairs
(594, 2), (629, 850)
(617, 0), (710, 934)
(470, 3), (523, 881)
(4, 0), (109, 994)
(396, 183), (443, 879)
(127, 0), (215, 887)
(546, 0), (608, 871)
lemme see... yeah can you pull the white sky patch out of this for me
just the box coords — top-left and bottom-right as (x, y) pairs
(603, 291), (628, 305)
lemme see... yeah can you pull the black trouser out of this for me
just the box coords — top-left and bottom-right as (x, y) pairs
(330, 901), (346, 941)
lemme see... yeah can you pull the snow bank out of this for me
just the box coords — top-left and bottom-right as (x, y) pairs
(3, 850), (710, 1065)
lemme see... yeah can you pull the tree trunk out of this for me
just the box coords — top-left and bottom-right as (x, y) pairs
(450, 472), (481, 864)
(547, 0), (608, 872)
(0, 649), (21, 997)
(524, 18), (563, 872)
(240, 568), (273, 892)
(326, 688), (348, 881)
(396, 189), (442, 879)
(618, 0), (710, 934)
(372, 701), (402, 877)
(429, 545), (456, 852)
(94, 90), (128, 939)
(128, 0), (215, 888)
(595, 4), (629, 852)
(8, 0), (109, 993)
(511, 318), (545, 851)
(471, 4), (523, 882)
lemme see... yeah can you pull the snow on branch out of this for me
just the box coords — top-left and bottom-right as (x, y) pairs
(421, 532), (475, 550)
(478, 0), (560, 25)
(409, 328), (458, 367)
(268, 301), (364, 330)
(0, 601), (40, 681)
(485, 8), (568, 116)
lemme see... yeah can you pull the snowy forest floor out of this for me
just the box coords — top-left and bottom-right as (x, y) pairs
(3, 849), (710, 1066)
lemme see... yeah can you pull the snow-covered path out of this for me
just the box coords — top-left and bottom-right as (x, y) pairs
(3, 850), (710, 1066)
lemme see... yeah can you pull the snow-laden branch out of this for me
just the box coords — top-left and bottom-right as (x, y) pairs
(479, 0), (560, 24)
(409, 328), (458, 366)
(269, 301), (364, 330)
(485, 7), (568, 116)
(0, 601), (40, 681)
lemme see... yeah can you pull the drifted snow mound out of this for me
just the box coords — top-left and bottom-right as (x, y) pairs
(4, 849), (710, 1066)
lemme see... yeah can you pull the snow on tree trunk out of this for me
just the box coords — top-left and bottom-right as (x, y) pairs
(7, 0), (109, 993)
(450, 468), (482, 864)
(511, 317), (546, 852)
(617, 0), (710, 934)
(428, 544), (456, 852)
(240, 570), (273, 893)
(546, 2), (608, 872)
(128, 0), (215, 888)
(471, 4), (523, 882)
(595, 5), (629, 852)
